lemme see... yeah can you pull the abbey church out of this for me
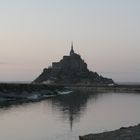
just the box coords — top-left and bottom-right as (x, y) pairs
(33, 44), (114, 85)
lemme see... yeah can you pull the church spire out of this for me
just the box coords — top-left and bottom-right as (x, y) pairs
(70, 42), (74, 56)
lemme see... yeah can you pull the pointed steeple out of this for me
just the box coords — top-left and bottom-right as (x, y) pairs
(70, 42), (74, 56)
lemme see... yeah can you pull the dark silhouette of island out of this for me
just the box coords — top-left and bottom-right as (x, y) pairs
(33, 43), (114, 85)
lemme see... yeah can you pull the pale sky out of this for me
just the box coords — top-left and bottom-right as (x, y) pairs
(0, 0), (140, 82)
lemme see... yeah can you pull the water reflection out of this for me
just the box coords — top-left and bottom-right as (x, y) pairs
(0, 91), (103, 132)
(49, 91), (101, 131)
(0, 91), (140, 140)
(0, 101), (24, 109)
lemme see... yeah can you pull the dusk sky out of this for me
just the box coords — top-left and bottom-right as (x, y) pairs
(0, 0), (140, 82)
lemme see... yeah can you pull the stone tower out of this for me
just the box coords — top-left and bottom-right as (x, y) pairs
(70, 42), (74, 56)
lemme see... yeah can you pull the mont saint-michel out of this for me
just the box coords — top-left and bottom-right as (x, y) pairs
(33, 43), (114, 85)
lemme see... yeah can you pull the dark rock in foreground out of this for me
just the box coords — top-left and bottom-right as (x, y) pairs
(33, 44), (114, 85)
(79, 124), (140, 140)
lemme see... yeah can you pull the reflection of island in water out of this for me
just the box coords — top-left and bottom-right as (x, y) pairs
(50, 91), (101, 131)
(0, 89), (102, 131)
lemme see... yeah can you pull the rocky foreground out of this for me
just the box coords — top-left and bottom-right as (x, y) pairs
(79, 124), (140, 140)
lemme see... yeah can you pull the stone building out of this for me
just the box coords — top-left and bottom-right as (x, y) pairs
(33, 43), (114, 85)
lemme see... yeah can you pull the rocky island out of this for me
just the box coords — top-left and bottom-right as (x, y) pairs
(33, 43), (114, 85)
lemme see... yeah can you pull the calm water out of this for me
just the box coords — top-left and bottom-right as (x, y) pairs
(0, 91), (140, 140)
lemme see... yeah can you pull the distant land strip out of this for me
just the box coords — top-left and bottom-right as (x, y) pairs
(0, 83), (140, 107)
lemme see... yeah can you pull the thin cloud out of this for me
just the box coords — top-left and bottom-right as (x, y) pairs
(0, 61), (20, 66)
(0, 62), (9, 65)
